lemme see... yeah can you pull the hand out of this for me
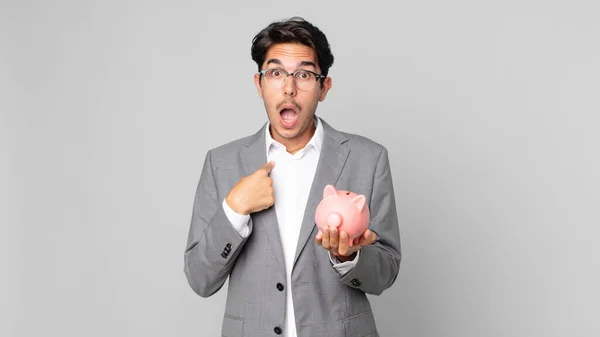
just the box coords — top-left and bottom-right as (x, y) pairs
(315, 226), (377, 262)
(226, 161), (275, 215)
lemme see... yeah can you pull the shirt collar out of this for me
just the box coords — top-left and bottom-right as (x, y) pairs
(265, 116), (324, 156)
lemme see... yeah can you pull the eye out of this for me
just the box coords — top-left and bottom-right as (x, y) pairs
(297, 71), (312, 80)
(269, 69), (283, 78)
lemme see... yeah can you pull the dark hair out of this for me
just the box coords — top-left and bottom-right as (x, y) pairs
(251, 17), (334, 79)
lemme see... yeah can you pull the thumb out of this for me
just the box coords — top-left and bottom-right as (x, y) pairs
(261, 161), (276, 174)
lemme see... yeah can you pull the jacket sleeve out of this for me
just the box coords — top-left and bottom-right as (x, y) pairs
(184, 150), (252, 297)
(338, 146), (402, 295)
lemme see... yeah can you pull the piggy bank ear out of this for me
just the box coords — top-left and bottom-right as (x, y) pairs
(323, 185), (337, 199)
(351, 194), (367, 212)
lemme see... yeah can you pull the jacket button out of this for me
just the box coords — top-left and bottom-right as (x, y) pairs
(350, 278), (361, 287)
(274, 326), (282, 335)
(276, 283), (284, 291)
(221, 252), (227, 259)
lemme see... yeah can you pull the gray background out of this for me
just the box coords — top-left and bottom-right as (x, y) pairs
(2, 0), (599, 336)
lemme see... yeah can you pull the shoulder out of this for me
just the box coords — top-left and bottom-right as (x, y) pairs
(205, 126), (264, 168)
(342, 131), (386, 155)
(210, 136), (251, 155)
(321, 118), (387, 158)
(206, 137), (249, 169)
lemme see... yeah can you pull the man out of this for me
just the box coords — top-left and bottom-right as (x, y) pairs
(184, 17), (401, 337)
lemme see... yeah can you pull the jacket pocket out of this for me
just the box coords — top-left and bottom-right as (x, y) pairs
(221, 314), (243, 337)
(344, 310), (378, 337)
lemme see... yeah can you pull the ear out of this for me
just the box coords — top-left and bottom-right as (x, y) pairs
(351, 194), (366, 212)
(254, 73), (263, 98)
(323, 185), (337, 199)
(318, 77), (332, 102)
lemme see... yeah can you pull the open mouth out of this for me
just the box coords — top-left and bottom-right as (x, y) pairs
(279, 104), (299, 128)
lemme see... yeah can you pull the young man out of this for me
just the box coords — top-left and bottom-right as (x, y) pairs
(184, 17), (401, 337)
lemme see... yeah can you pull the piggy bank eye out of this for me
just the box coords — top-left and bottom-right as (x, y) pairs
(346, 192), (350, 195)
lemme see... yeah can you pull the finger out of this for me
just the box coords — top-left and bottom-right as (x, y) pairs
(315, 231), (323, 244)
(356, 231), (369, 246)
(329, 226), (339, 250)
(321, 227), (330, 250)
(367, 229), (377, 243)
(261, 161), (276, 174)
(343, 231), (354, 248)
(358, 229), (376, 246)
(266, 187), (275, 206)
(338, 231), (349, 256)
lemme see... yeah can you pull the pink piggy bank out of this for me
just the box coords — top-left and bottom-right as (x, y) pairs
(315, 185), (370, 247)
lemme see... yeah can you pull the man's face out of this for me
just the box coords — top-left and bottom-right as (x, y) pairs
(254, 43), (332, 144)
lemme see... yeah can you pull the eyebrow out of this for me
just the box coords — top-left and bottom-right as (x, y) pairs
(266, 59), (317, 70)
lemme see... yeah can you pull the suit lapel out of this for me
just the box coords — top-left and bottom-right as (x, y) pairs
(292, 119), (350, 269)
(240, 123), (285, 270)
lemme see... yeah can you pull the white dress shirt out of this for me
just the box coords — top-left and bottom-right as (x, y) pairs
(221, 117), (359, 337)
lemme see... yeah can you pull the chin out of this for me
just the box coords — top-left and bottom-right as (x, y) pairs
(275, 126), (301, 139)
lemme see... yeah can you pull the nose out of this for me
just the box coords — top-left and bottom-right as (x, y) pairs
(283, 75), (297, 96)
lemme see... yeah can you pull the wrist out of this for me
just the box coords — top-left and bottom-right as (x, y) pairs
(226, 194), (249, 215)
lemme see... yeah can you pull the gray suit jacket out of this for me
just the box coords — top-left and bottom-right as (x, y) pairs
(184, 118), (401, 337)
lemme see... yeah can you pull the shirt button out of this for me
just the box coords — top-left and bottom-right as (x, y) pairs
(276, 283), (284, 291)
(274, 326), (282, 335)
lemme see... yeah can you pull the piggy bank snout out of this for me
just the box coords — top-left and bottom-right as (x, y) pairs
(326, 212), (342, 227)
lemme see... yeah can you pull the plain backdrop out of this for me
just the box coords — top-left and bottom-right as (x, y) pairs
(2, 0), (599, 336)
